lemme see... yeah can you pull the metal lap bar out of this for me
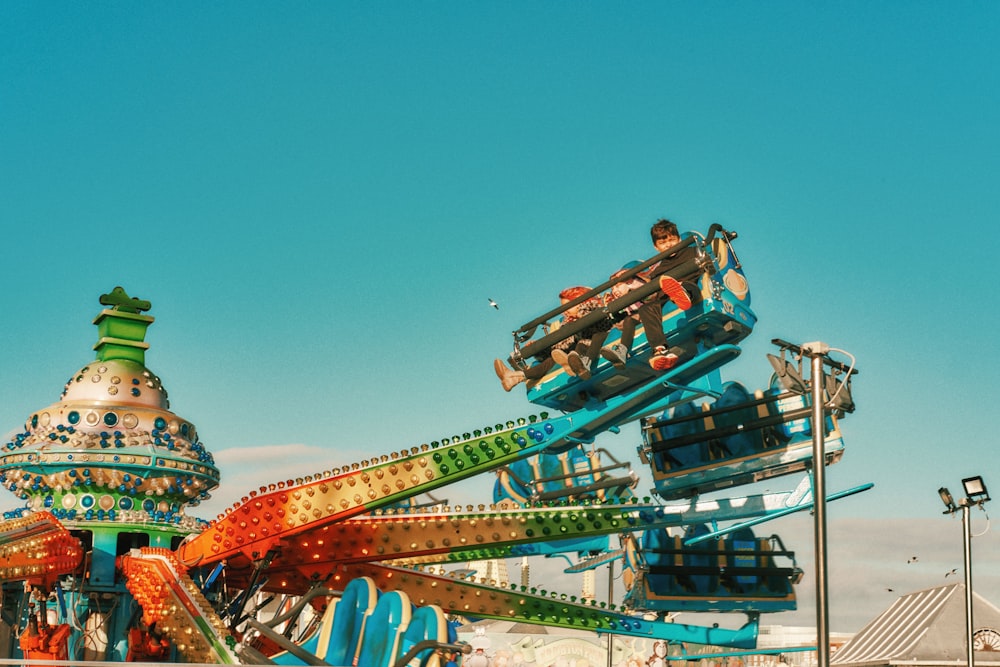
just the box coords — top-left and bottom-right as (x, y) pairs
(515, 236), (701, 337)
(646, 565), (798, 578)
(644, 545), (796, 561)
(394, 641), (472, 667)
(244, 618), (328, 666)
(643, 396), (815, 453)
(535, 474), (636, 502)
(513, 239), (708, 360)
(646, 406), (814, 452)
(526, 448), (632, 485)
(538, 460), (633, 484)
(498, 461), (635, 503)
(646, 389), (799, 429)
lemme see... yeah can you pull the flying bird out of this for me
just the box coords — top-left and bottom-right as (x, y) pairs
(907, 556), (918, 564)
(488, 298), (499, 310)
(946, 568), (958, 578)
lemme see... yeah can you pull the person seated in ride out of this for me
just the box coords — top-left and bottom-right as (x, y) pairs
(591, 261), (645, 370)
(493, 285), (600, 391)
(494, 220), (694, 389)
(566, 219), (693, 375)
(636, 218), (694, 370)
(553, 264), (643, 378)
(550, 285), (620, 381)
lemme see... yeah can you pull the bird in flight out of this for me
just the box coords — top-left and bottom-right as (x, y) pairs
(488, 298), (499, 310)
(946, 568), (958, 578)
(907, 556), (918, 564)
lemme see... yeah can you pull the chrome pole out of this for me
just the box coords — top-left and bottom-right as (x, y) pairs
(964, 502), (974, 667)
(607, 563), (615, 667)
(810, 351), (830, 667)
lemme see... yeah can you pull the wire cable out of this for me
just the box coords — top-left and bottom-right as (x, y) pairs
(972, 508), (991, 538)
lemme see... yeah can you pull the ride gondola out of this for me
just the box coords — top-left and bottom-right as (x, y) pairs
(621, 525), (800, 614)
(505, 225), (755, 412)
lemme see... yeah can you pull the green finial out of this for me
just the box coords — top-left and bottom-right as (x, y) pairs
(99, 286), (151, 314)
(93, 287), (154, 364)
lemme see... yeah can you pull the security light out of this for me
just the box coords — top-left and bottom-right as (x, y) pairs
(963, 476), (990, 504)
(939, 487), (957, 512)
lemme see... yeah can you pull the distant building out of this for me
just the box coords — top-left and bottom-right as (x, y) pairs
(832, 583), (1000, 667)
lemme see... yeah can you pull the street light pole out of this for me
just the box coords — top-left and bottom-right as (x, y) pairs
(771, 338), (857, 667)
(962, 500), (974, 667)
(808, 349), (830, 667)
(939, 477), (990, 667)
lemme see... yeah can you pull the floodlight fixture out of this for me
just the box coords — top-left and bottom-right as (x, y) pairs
(939, 487), (957, 513)
(962, 476), (990, 505)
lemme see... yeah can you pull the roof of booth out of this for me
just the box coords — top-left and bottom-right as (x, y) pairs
(832, 583), (1000, 667)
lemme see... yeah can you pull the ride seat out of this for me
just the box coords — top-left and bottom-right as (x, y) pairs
(397, 604), (449, 667)
(767, 375), (812, 441)
(645, 402), (708, 472)
(325, 577), (380, 666)
(268, 597), (338, 664)
(355, 590), (413, 667)
(640, 528), (690, 595)
(719, 529), (761, 595)
(493, 467), (531, 505)
(682, 524), (719, 595)
(717, 529), (795, 598)
(709, 382), (760, 458)
(272, 576), (379, 666)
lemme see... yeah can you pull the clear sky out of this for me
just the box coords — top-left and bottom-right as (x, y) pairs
(2, 1), (999, 634)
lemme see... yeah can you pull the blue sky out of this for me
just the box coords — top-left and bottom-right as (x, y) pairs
(2, 2), (999, 634)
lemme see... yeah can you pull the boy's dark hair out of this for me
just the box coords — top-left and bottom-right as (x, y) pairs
(650, 218), (679, 242)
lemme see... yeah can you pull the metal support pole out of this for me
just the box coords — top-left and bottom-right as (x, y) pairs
(963, 502), (974, 667)
(939, 478), (987, 667)
(810, 352), (830, 667)
(607, 564), (615, 667)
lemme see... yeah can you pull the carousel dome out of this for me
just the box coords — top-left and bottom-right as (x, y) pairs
(0, 287), (219, 528)
(60, 358), (169, 410)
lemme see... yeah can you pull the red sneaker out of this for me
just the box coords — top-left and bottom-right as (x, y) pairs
(649, 347), (680, 371)
(659, 276), (692, 310)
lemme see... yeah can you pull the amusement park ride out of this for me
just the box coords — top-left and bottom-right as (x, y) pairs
(0, 225), (865, 665)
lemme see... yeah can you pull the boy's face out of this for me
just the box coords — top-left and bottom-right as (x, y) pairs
(653, 234), (680, 253)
